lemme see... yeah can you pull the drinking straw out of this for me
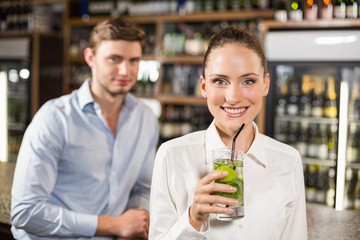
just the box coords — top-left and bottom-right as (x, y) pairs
(231, 123), (245, 163)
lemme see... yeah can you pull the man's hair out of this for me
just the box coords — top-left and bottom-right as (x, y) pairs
(88, 17), (146, 52)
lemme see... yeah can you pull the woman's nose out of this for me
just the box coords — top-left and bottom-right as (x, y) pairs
(226, 85), (242, 105)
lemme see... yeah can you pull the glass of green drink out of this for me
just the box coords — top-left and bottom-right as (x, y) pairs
(213, 148), (244, 221)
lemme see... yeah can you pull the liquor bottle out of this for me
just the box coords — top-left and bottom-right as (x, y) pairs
(287, 121), (298, 148)
(327, 124), (338, 160)
(289, 0), (303, 21)
(277, 81), (288, 116)
(316, 124), (328, 160)
(326, 167), (336, 207)
(287, 80), (300, 116)
(304, 0), (318, 20)
(275, 120), (288, 143)
(296, 121), (308, 157)
(306, 164), (318, 202)
(344, 168), (358, 209)
(323, 76), (338, 118)
(315, 166), (328, 204)
(321, 0), (334, 19)
(354, 169), (360, 210)
(334, 0), (347, 18)
(307, 123), (318, 158)
(346, 0), (358, 18)
(346, 123), (360, 163)
(274, 0), (288, 22)
(311, 77), (324, 118)
(348, 80), (360, 121)
(299, 75), (312, 116)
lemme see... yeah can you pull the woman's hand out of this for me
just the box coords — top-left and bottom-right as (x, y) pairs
(189, 171), (238, 230)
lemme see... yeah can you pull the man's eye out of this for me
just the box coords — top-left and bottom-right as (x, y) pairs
(110, 56), (121, 62)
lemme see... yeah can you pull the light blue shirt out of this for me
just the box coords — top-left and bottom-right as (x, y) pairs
(11, 80), (159, 239)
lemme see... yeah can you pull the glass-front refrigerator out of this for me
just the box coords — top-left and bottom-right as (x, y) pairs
(0, 37), (31, 162)
(264, 29), (360, 211)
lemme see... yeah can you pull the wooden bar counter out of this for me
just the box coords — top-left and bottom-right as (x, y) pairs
(0, 162), (359, 239)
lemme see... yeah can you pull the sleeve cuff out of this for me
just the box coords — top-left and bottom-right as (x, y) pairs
(71, 213), (98, 237)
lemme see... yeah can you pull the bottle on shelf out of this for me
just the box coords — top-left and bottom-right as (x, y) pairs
(327, 124), (338, 160)
(296, 120), (309, 157)
(315, 166), (328, 204)
(287, 121), (299, 148)
(344, 167), (358, 209)
(307, 123), (319, 158)
(287, 79), (300, 116)
(274, 0), (288, 22)
(289, 0), (303, 21)
(311, 76), (324, 118)
(326, 167), (336, 207)
(276, 80), (288, 116)
(334, 0), (347, 18)
(304, 0), (319, 20)
(346, 0), (358, 19)
(320, 0), (334, 19)
(348, 79), (360, 121)
(317, 124), (329, 160)
(354, 169), (360, 210)
(346, 123), (360, 163)
(305, 164), (318, 202)
(323, 76), (338, 118)
(299, 75), (312, 117)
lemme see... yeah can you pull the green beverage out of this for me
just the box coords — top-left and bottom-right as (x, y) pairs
(213, 149), (244, 221)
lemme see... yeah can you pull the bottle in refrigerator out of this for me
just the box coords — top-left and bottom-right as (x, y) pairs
(296, 121), (308, 157)
(276, 80), (288, 116)
(348, 79), (360, 121)
(354, 169), (360, 210)
(323, 76), (338, 118)
(311, 76), (324, 117)
(344, 168), (358, 209)
(287, 79), (300, 116)
(299, 75), (312, 117)
(326, 167), (336, 207)
(346, 123), (360, 163)
(327, 124), (338, 160)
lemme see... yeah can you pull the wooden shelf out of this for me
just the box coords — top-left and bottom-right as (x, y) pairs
(260, 19), (360, 31)
(66, 9), (275, 26)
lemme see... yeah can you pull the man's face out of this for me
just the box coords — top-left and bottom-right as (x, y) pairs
(86, 40), (142, 97)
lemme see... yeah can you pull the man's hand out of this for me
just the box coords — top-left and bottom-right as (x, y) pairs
(96, 209), (149, 239)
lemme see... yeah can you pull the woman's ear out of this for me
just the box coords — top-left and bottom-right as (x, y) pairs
(200, 75), (207, 98)
(84, 47), (94, 67)
(262, 73), (270, 96)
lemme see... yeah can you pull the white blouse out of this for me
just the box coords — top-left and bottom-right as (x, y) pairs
(150, 122), (308, 240)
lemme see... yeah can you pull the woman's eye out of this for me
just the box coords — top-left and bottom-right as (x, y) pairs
(243, 79), (255, 85)
(213, 79), (227, 85)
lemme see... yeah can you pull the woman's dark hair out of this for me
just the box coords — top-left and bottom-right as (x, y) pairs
(202, 26), (267, 77)
(88, 17), (146, 52)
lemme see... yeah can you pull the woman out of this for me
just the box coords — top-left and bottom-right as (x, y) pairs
(150, 27), (307, 239)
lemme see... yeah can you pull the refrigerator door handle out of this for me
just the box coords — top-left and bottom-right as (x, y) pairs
(335, 80), (349, 211)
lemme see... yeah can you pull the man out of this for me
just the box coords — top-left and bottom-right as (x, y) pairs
(11, 18), (159, 239)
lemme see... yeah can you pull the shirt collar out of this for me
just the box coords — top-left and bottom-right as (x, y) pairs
(77, 79), (138, 112)
(78, 79), (95, 111)
(205, 121), (267, 168)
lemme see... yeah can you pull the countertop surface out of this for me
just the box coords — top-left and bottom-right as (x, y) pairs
(0, 162), (359, 239)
